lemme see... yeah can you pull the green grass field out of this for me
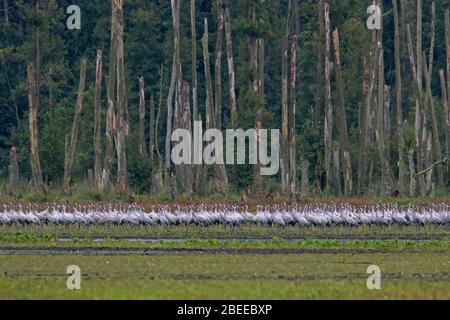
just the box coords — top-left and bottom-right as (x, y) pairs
(1, 223), (449, 240)
(0, 237), (449, 299)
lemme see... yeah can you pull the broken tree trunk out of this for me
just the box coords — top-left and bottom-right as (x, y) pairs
(323, 3), (333, 193)
(63, 58), (87, 196)
(27, 62), (45, 193)
(332, 29), (353, 196)
(94, 50), (103, 189)
(8, 147), (19, 197)
(102, 0), (119, 192)
(225, 8), (237, 128)
(138, 76), (147, 157)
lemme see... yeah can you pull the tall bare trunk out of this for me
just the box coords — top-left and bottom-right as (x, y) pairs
(423, 53), (443, 185)
(358, 21), (377, 195)
(201, 17), (228, 198)
(149, 94), (155, 162)
(94, 50), (103, 189)
(27, 63), (44, 193)
(392, 0), (405, 190)
(289, 35), (297, 195)
(214, 0), (224, 129)
(34, 1), (41, 113)
(138, 76), (147, 157)
(406, 24), (426, 193)
(224, 8), (237, 129)
(439, 70), (450, 162)
(332, 29), (352, 196)
(202, 18), (215, 130)
(323, 3), (332, 193)
(64, 58), (87, 196)
(191, 0), (198, 122)
(152, 65), (164, 194)
(116, 0), (127, 195)
(280, 1), (292, 195)
(102, 0), (119, 192)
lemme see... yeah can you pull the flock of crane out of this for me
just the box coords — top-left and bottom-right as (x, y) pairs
(1, 203), (450, 227)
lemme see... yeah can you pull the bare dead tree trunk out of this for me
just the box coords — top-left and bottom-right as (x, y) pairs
(375, 47), (395, 195)
(94, 50), (103, 189)
(27, 63), (44, 193)
(202, 18), (215, 130)
(332, 29), (352, 196)
(281, 0), (292, 195)
(191, 0), (198, 122)
(214, 0), (224, 129)
(323, 3), (333, 193)
(201, 17), (228, 198)
(34, 1), (41, 113)
(102, 0), (119, 192)
(149, 94), (155, 162)
(224, 8), (237, 128)
(181, 81), (194, 198)
(406, 24), (426, 194)
(439, 70), (450, 162)
(392, 0), (406, 190)
(64, 58), (87, 196)
(423, 52), (443, 185)
(357, 23), (377, 195)
(138, 76), (147, 157)
(289, 35), (297, 195)
(8, 147), (19, 197)
(151, 65), (164, 195)
(116, 0), (127, 195)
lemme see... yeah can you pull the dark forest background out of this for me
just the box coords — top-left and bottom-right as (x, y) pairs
(0, 0), (449, 200)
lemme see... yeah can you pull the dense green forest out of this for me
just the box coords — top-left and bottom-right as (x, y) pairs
(0, 0), (449, 200)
